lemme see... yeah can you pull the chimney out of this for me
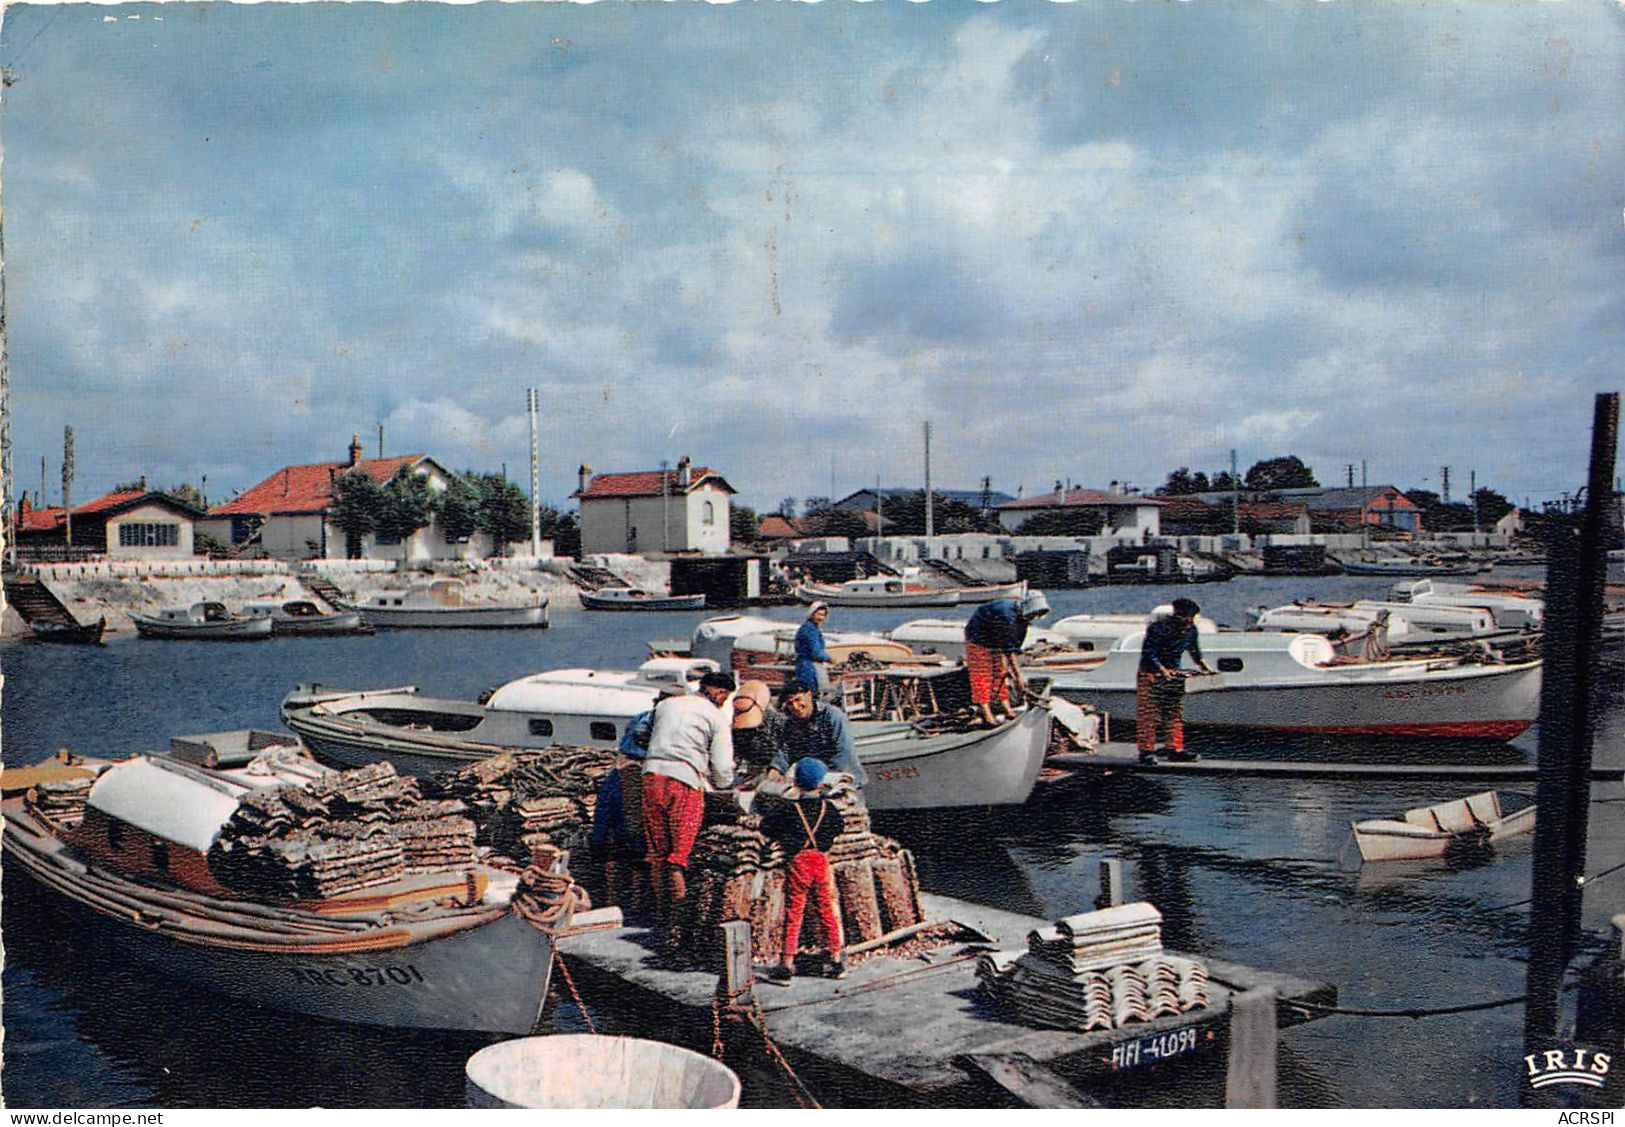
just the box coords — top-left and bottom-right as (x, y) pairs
(577, 463), (593, 495)
(677, 456), (692, 489)
(284, 467), (292, 496)
(1054, 480), (1065, 503)
(18, 491), (30, 516)
(1109, 480), (1119, 494)
(348, 434), (363, 467)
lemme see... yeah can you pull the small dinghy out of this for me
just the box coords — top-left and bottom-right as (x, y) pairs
(1350, 790), (1535, 863)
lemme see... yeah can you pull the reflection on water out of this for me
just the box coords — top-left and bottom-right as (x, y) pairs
(3, 574), (1620, 1109)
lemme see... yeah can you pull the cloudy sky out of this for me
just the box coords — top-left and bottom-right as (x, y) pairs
(1, 1), (1620, 514)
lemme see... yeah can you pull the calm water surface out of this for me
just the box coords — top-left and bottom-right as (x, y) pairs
(3, 571), (1620, 1107)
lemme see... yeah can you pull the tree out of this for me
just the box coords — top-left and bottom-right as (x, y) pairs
(1158, 467), (1213, 496)
(329, 470), (385, 558)
(1243, 456), (1319, 492)
(376, 468), (438, 544)
(472, 474), (533, 548)
(1470, 487), (1514, 527)
(730, 504), (761, 545)
(776, 497), (798, 518)
(875, 491), (1002, 535)
(1210, 470), (1238, 491)
(438, 474), (483, 542)
(1015, 508), (1106, 537)
(552, 511), (582, 558)
(164, 483), (208, 510)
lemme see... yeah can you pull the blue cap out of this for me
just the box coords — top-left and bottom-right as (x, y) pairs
(792, 757), (829, 792)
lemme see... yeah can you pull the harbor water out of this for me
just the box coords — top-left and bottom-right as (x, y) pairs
(3, 571), (1621, 1108)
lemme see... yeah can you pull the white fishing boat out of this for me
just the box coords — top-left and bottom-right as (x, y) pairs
(1, 731), (571, 1035)
(283, 663), (1054, 811)
(886, 618), (1071, 661)
(1049, 610), (1219, 653)
(1049, 631), (1541, 741)
(1339, 556), (1478, 577)
(131, 602), (273, 640)
(580, 587), (706, 612)
(1350, 790), (1535, 863)
(338, 579), (548, 629)
(946, 581), (1029, 604)
(793, 576), (962, 608)
(1388, 579), (1545, 631)
(1249, 604), (1417, 639)
(844, 705), (1054, 810)
(281, 659), (721, 776)
(684, 614), (913, 679)
(242, 599), (371, 636)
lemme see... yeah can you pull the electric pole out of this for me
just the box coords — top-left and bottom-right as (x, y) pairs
(1346, 463), (1355, 488)
(1440, 466), (1451, 505)
(527, 388), (541, 557)
(1230, 448), (1239, 535)
(923, 421), (934, 540)
(62, 426), (74, 548)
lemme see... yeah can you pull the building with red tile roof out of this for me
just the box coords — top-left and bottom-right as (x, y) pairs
(15, 487), (206, 560)
(572, 456), (736, 556)
(196, 435), (488, 561)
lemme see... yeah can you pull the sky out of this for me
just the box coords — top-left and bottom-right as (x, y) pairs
(1, 0), (1620, 516)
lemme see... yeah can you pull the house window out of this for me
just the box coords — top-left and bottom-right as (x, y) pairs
(374, 532), (402, 546)
(702, 501), (716, 526)
(118, 522), (179, 548)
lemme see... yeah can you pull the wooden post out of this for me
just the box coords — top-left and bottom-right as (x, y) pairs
(1225, 987), (1278, 1109)
(719, 920), (754, 1010)
(1096, 858), (1124, 909)
(1524, 392), (1618, 1062)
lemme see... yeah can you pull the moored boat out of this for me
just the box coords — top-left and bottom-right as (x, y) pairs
(131, 602), (273, 640)
(847, 705), (1054, 810)
(1350, 790), (1535, 863)
(945, 581), (1028, 604)
(1339, 556), (1478, 577)
(1, 730), (574, 1034)
(30, 616), (107, 645)
(793, 577), (962, 608)
(338, 579), (548, 629)
(243, 599), (371, 636)
(581, 587), (706, 612)
(1049, 630), (1541, 742)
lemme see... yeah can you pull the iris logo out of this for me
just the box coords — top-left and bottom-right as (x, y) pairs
(1524, 1046), (1612, 1090)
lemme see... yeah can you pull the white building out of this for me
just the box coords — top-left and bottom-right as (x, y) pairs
(573, 457), (735, 557)
(200, 436), (494, 562)
(994, 487), (1166, 537)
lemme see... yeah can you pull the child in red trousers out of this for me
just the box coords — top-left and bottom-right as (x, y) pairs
(761, 757), (847, 985)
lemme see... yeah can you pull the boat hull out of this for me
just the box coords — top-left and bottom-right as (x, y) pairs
(132, 616), (274, 640)
(31, 617), (107, 644)
(1052, 661), (1541, 741)
(580, 591), (706, 611)
(854, 706), (1052, 810)
(2, 814), (556, 1034)
(271, 611), (370, 636)
(1340, 561), (1477, 577)
(794, 584), (962, 608)
(343, 604), (549, 629)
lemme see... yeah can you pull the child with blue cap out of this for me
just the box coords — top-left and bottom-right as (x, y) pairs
(760, 757), (848, 985)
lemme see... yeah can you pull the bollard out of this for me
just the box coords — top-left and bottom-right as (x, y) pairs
(1096, 858), (1124, 910)
(719, 919), (754, 1010)
(1225, 987), (1278, 1109)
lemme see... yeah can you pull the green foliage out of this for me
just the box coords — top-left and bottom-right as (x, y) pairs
(871, 491), (1001, 535)
(1471, 487), (1515, 526)
(1158, 467), (1215, 496)
(329, 470), (384, 538)
(1015, 508), (1106, 537)
(438, 474), (483, 542)
(377, 468), (438, 542)
(551, 511), (582, 558)
(1244, 456), (1319, 492)
(471, 474), (533, 546)
(730, 504), (761, 545)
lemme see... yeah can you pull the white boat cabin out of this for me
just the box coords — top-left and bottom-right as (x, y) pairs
(365, 579), (472, 609)
(154, 602), (239, 625)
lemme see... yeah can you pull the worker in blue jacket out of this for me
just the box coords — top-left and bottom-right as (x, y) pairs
(1136, 598), (1212, 765)
(795, 601), (834, 699)
(766, 681), (868, 788)
(963, 590), (1050, 727)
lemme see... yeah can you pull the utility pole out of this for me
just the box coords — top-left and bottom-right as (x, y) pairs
(1230, 449), (1239, 535)
(1471, 470), (1479, 533)
(527, 388), (541, 558)
(0, 220), (12, 568)
(377, 423), (385, 459)
(61, 426), (74, 549)
(1523, 392), (1618, 1098)
(875, 474), (883, 537)
(1440, 466), (1451, 505)
(1360, 460), (1369, 553)
(660, 458), (671, 554)
(1346, 464), (1355, 488)
(923, 421), (934, 540)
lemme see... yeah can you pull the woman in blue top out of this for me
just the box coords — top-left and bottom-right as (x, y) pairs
(795, 601), (833, 699)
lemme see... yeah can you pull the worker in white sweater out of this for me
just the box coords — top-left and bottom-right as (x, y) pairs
(641, 670), (737, 938)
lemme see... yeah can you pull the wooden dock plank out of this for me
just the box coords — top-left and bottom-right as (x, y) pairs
(557, 891), (1336, 1098)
